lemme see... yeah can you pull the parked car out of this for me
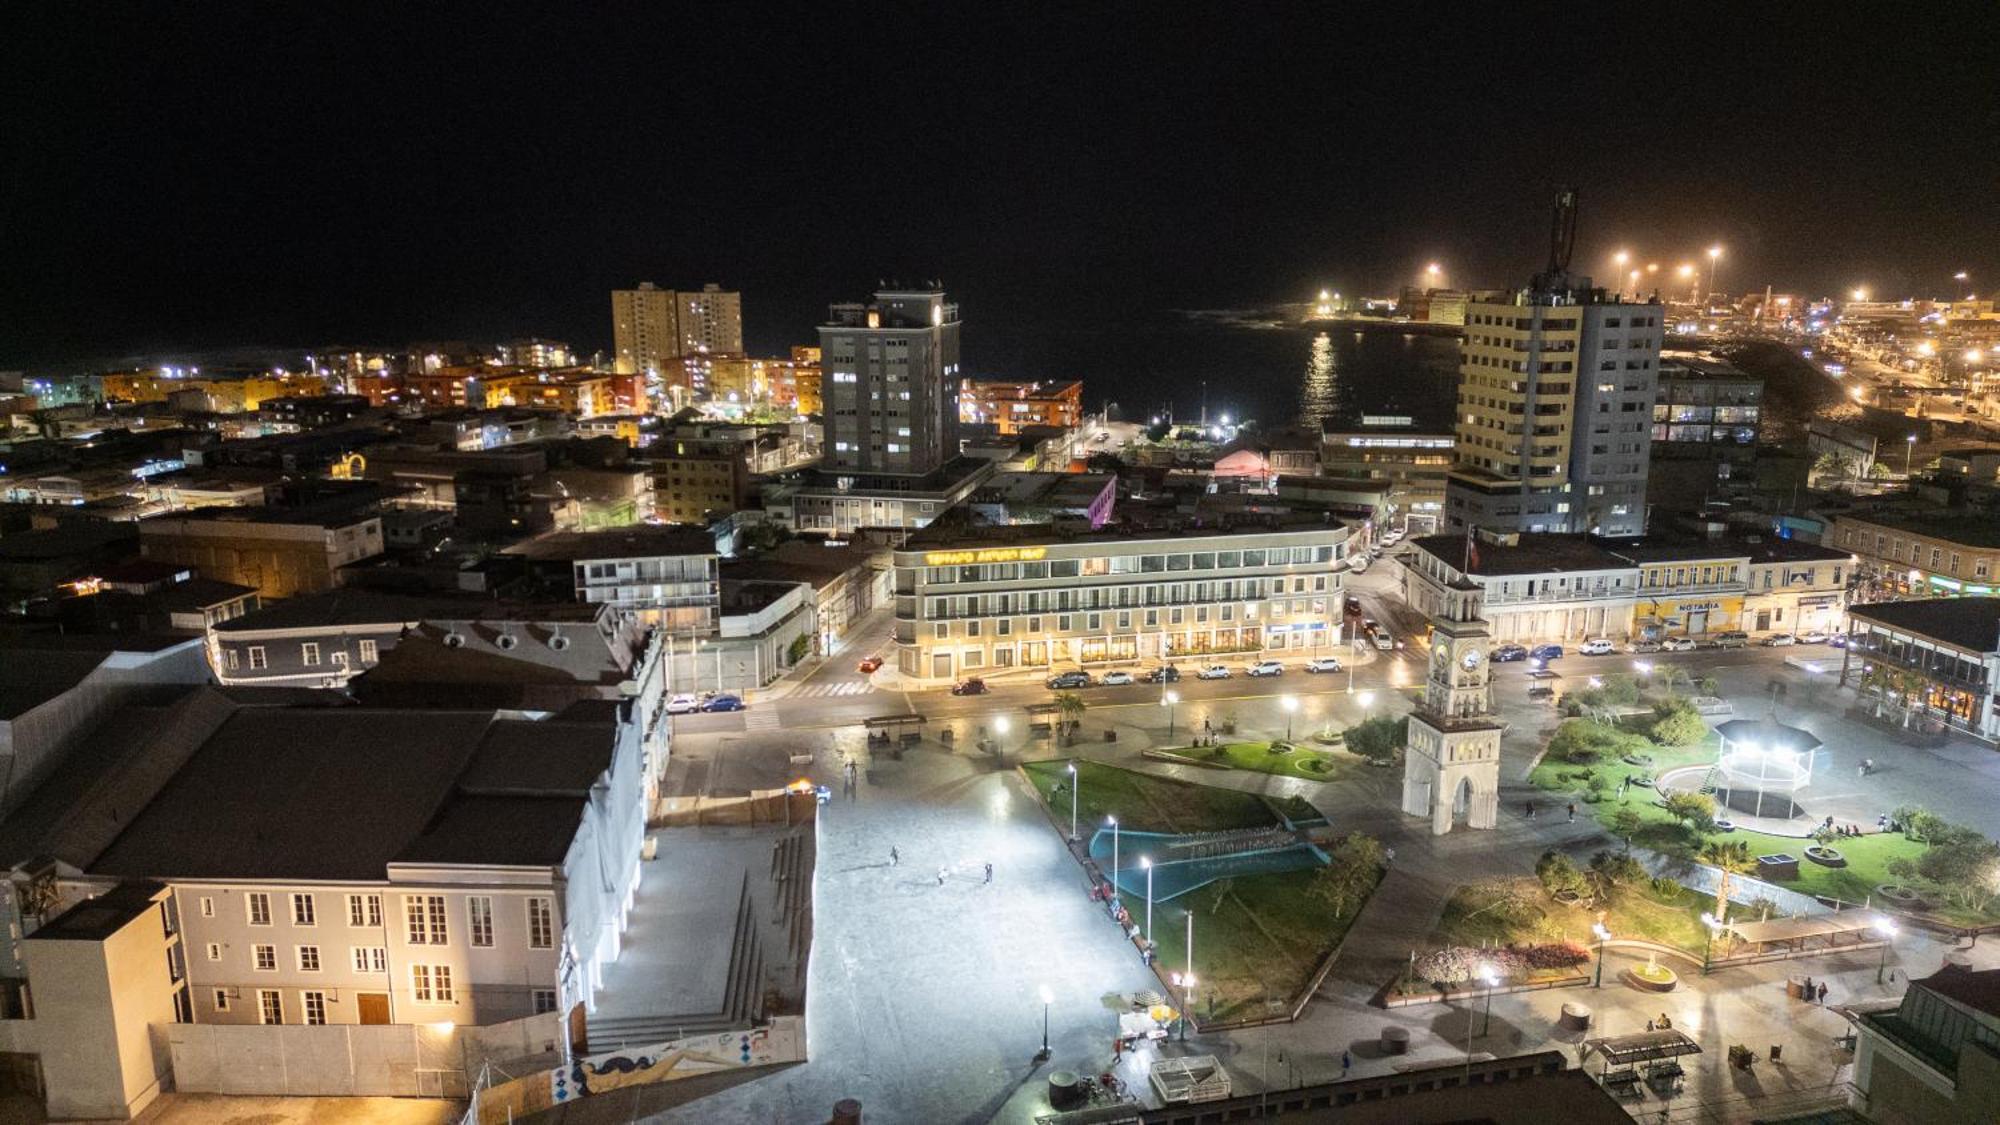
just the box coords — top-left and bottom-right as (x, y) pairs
(1247, 660), (1284, 677)
(1100, 671), (1135, 686)
(1661, 636), (1698, 652)
(1710, 631), (1751, 649)
(1759, 633), (1798, 647)
(1345, 595), (1363, 615)
(1827, 633), (1850, 649)
(1305, 656), (1344, 673)
(1492, 643), (1530, 663)
(666, 693), (701, 714)
(950, 677), (988, 696)
(857, 655), (883, 674)
(1349, 558), (1370, 575)
(1196, 664), (1232, 680)
(1046, 671), (1093, 689)
(1628, 640), (1663, 654)
(1529, 643), (1564, 661)
(1797, 630), (1831, 645)
(1141, 666), (1182, 683)
(1578, 638), (1616, 656)
(1375, 632), (1397, 651)
(700, 694), (745, 712)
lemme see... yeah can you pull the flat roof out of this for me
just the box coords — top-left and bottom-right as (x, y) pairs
(505, 526), (717, 561)
(27, 881), (166, 942)
(1409, 533), (1621, 576)
(1850, 597), (2000, 653)
(1839, 510), (2000, 549)
(902, 514), (1347, 553)
(214, 589), (602, 633)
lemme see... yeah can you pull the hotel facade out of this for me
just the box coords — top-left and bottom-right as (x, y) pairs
(891, 522), (1350, 684)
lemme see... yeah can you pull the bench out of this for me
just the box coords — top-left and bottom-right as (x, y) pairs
(1600, 1068), (1639, 1094)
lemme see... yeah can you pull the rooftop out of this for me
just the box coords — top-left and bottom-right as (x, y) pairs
(1609, 537), (1852, 565)
(1850, 597), (2000, 654)
(901, 512), (1348, 554)
(27, 881), (167, 942)
(1409, 533), (1620, 576)
(213, 588), (602, 633)
(1840, 509), (2000, 549)
(505, 525), (717, 562)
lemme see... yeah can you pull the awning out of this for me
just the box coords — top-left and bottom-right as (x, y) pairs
(861, 714), (927, 730)
(1584, 1029), (1702, 1066)
(1726, 914), (1883, 945)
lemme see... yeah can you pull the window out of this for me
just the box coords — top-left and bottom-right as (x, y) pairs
(348, 893), (382, 928)
(253, 944), (276, 971)
(301, 990), (327, 1025)
(352, 946), (387, 973)
(291, 893), (316, 927)
(468, 897), (494, 947)
(296, 945), (321, 972)
(301, 642), (321, 667)
(533, 989), (559, 1015)
(411, 964), (455, 1003)
(206, 942), (222, 961)
(248, 646), (267, 669)
(405, 895), (448, 945)
(528, 897), (555, 949)
(247, 893), (272, 927)
(258, 989), (284, 1025)
(200, 896), (214, 918)
(214, 989), (231, 1013)
(359, 639), (378, 663)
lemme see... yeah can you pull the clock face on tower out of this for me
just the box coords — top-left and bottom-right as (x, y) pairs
(1461, 647), (1484, 671)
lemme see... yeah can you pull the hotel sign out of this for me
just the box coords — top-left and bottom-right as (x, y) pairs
(923, 547), (1049, 566)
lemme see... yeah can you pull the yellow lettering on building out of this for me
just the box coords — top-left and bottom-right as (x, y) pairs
(923, 547), (1049, 566)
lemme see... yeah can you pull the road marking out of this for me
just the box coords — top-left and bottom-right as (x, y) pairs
(744, 708), (783, 732)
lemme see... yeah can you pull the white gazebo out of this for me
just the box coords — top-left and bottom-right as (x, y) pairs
(1713, 718), (1822, 821)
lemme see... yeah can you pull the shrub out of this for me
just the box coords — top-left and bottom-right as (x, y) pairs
(1586, 773), (1609, 793)
(1345, 715), (1406, 763)
(1589, 850), (1648, 896)
(1412, 942), (1589, 984)
(1536, 850), (1589, 898)
(1663, 790), (1716, 831)
(1649, 876), (1684, 900)
(1649, 701), (1709, 747)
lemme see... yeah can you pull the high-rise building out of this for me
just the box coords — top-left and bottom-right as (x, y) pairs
(610, 283), (743, 381)
(817, 288), (962, 476)
(1445, 193), (1664, 538)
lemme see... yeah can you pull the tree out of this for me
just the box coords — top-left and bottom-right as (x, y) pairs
(1309, 833), (1385, 918)
(1608, 805), (1645, 850)
(1344, 715), (1406, 763)
(1811, 451), (1849, 481)
(1663, 791), (1716, 833)
(1913, 829), (2000, 913)
(1650, 702), (1709, 747)
(1588, 850), (1648, 901)
(1697, 676), (1719, 698)
(1054, 691), (1087, 736)
(1084, 451), (1126, 473)
(1699, 839), (1756, 923)
(1535, 851), (1589, 899)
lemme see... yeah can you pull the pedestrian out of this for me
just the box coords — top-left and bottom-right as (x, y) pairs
(1384, 846), (1396, 864)
(1818, 981), (1829, 1004)
(1341, 1049), (1351, 1075)
(1647, 1018), (1655, 1032)
(1801, 975), (1812, 999)
(1567, 802), (1577, 823)
(937, 867), (947, 886)
(890, 846), (899, 867)
(984, 861), (993, 884)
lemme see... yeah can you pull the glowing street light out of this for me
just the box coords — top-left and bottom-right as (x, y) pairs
(1706, 244), (1724, 298)
(1852, 287), (1869, 302)
(1906, 434), (1918, 477)
(1175, 908), (1197, 1040)
(1066, 760), (1079, 842)
(1107, 815), (1119, 882)
(1036, 984), (1054, 1060)
(1281, 694), (1299, 742)
(1592, 922), (1612, 988)
(1874, 918), (1898, 983)
(1701, 912), (1726, 974)
(1141, 856), (1154, 941)
(1426, 262), (1442, 283)
(1629, 269), (1642, 295)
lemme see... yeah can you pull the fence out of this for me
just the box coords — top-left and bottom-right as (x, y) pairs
(469, 1016), (807, 1124)
(165, 1012), (562, 1098)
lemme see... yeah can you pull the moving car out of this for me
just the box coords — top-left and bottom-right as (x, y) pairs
(1529, 643), (1564, 661)
(700, 694), (745, 712)
(1710, 631), (1751, 649)
(1492, 643), (1530, 663)
(1759, 633), (1798, 647)
(950, 678), (988, 696)
(1827, 633), (1850, 649)
(857, 655), (884, 674)
(666, 693), (701, 714)
(1578, 638), (1616, 656)
(1796, 630), (1831, 645)
(1100, 671), (1135, 686)
(1661, 636), (1698, 652)
(1196, 664), (1232, 680)
(1305, 656), (1344, 673)
(1047, 671), (1093, 689)
(1246, 660), (1284, 677)
(1345, 595), (1363, 615)
(1373, 632), (1396, 651)
(1349, 558), (1369, 575)
(1141, 666), (1182, 683)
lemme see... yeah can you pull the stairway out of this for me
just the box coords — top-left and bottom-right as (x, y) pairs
(584, 871), (765, 1050)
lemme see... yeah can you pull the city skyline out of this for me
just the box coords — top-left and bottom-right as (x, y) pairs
(2, 6), (1993, 367)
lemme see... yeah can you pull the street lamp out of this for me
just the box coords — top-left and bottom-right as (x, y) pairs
(1700, 912), (1725, 974)
(1162, 688), (1180, 742)
(1066, 761), (1079, 842)
(1706, 244), (1723, 300)
(1107, 815), (1119, 884)
(1036, 985), (1054, 1061)
(1592, 922), (1611, 988)
(1177, 908), (1197, 1040)
(1141, 857), (1154, 942)
(1905, 434), (1917, 477)
(1875, 918), (1898, 984)
(1358, 690), (1375, 721)
(1478, 964), (1498, 1036)
(1281, 694), (1299, 742)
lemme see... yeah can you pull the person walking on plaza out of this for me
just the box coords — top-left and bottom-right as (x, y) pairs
(1567, 803), (1577, 823)
(937, 867), (947, 886)
(1817, 981), (1829, 1004)
(1341, 1050), (1351, 1076)
(889, 846), (899, 867)
(984, 861), (993, 884)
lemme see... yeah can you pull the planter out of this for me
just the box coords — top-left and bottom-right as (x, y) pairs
(1804, 845), (1846, 868)
(1551, 889), (1583, 906)
(1626, 963), (1679, 993)
(1313, 729), (1346, 747)
(1756, 853), (1800, 882)
(1877, 884), (1926, 908)
(1621, 754), (1655, 768)
(1713, 818), (1736, 832)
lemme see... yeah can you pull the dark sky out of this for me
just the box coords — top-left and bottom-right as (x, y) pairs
(3, 4), (1994, 369)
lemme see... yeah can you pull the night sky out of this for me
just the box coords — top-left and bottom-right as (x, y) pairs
(3, 4), (1994, 368)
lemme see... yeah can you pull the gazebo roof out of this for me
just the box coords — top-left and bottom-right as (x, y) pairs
(1584, 1029), (1702, 1065)
(1714, 718), (1822, 755)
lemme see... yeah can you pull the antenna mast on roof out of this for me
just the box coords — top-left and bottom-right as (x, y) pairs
(1547, 188), (1578, 275)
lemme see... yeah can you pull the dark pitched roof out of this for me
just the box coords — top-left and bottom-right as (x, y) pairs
(1408, 534), (1622, 576)
(1918, 963), (2000, 1018)
(212, 589), (600, 633)
(505, 526), (717, 561)
(1850, 598), (2000, 654)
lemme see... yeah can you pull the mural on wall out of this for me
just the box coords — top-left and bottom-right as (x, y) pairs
(548, 1018), (805, 1104)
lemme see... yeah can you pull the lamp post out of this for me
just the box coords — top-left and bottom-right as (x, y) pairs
(1107, 816), (1119, 885)
(1479, 964), (1497, 1036)
(1066, 761), (1078, 842)
(1036, 985), (1053, 1061)
(1281, 694), (1298, 742)
(1905, 434), (1917, 478)
(1185, 908), (1196, 1038)
(1701, 912), (1724, 974)
(1592, 922), (1611, 988)
(1141, 856), (1154, 941)
(1162, 689), (1180, 742)
(1707, 244), (1724, 301)
(1875, 918), (1898, 984)
(1466, 963), (1497, 1083)
(1358, 690), (1375, 721)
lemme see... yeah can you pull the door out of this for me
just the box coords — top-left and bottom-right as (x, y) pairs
(1687, 611), (1708, 636)
(356, 992), (391, 1025)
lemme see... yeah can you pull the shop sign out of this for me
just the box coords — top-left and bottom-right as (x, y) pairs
(923, 547), (1048, 565)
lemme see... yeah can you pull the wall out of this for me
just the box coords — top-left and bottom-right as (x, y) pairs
(165, 1012), (562, 1098)
(16, 905), (180, 1120)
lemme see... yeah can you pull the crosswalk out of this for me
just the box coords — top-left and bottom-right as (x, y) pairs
(786, 681), (877, 699)
(743, 708), (783, 733)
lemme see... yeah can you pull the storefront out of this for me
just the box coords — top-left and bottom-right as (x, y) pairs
(1634, 595), (1743, 639)
(1841, 598), (2000, 744)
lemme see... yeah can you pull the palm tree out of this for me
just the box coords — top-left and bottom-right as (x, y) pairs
(1698, 839), (1755, 924)
(1054, 691), (1087, 739)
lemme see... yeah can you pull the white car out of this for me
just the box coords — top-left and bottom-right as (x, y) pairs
(1099, 671), (1135, 686)
(1578, 638), (1616, 656)
(1349, 558), (1370, 575)
(666, 693), (701, 714)
(1305, 657), (1344, 673)
(1759, 633), (1798, 647)
(1247, 660), (1284, 677)
(1661, 636), (1698, 652)
(1796, 630), (1831, 645)
(1373, 632), (1396, 651)
(1196, 664), (1232, 680)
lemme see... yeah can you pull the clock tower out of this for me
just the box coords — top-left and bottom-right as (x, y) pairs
(1401, 583), (1504, 834)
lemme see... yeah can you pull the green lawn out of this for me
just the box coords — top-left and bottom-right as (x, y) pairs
(1124, 866), (1377, 1023)
(1153, 741), (1339, 781)
(1435, 875), (1714, 958)
(1022, 759), (1277, 834)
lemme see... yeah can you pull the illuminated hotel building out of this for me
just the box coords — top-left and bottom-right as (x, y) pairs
(1446, 283), (1664, 538)
(891, 521), (1349, 684)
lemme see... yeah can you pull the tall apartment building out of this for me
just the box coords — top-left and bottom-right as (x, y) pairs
(818, 288), (962, 475)
(610, 283), (744, 379)
(1446, 286), (1664, 538)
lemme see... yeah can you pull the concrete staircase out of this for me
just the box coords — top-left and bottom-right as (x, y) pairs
(585, 871), (765, 1050)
